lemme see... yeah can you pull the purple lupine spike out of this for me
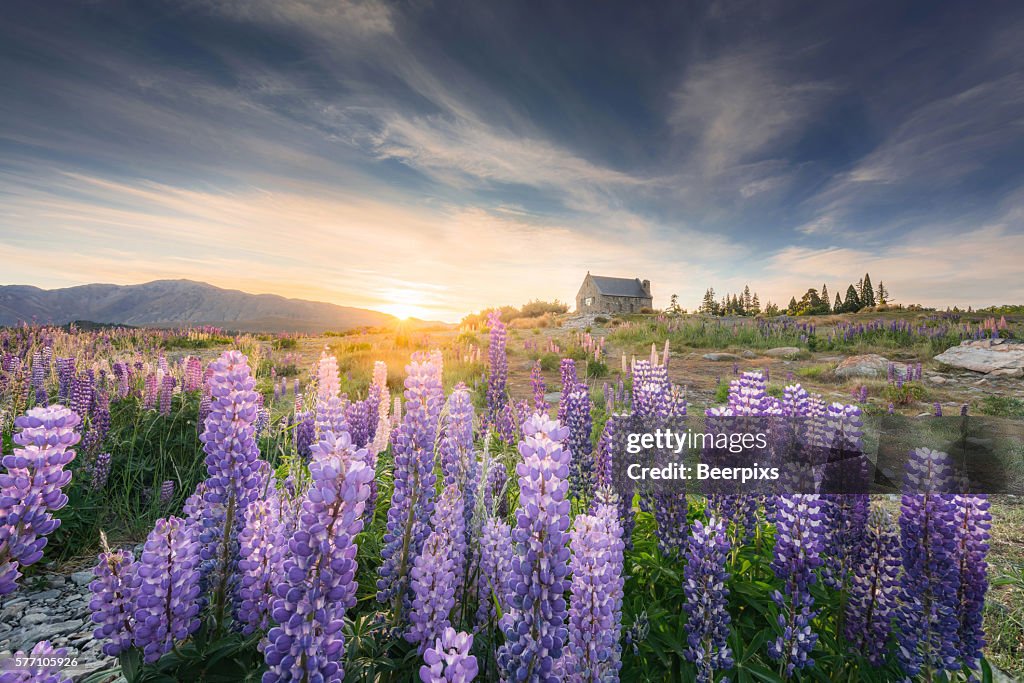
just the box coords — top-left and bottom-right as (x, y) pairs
(132, 516), (202, 663)
(767, 494), (825, 676)
(565, 503), (625, 681)
(0, 640), (74, 682)
(486, 312), (509, 439)
(89, 541), (138, 657)
(845, 507), (900, 665)
(0, 406), (80, 595)
(440, 384), (477, 534)
(558, 358), (577, 423)
(71, 370), (94, 420)
(262, 431), (373, 682)
(92, 388), (111, 440)
(497, 413), (572, 681)
(476, 517), (513, 629)
(56, 357), (75, 401)
(90, 452), (111, 491)
(406, 528), (457, 652)
(934, 402), (943, 417)
(682, 516), (733, 683)
(377, 353), (443, 618)
(185, 356), (203, 392)
(563, 382), (595, 501)
(530, 360), (546, 411)
(953, 493), (991, 672)
(196, 350), (265, 619)
(159, 374), (176, 416)
(419, 628), (479, 683)
(158, 480), (175, 505)
(143, 372), (157, 409)
(896, 448), (960, 678)
(237, 495), (285, 636)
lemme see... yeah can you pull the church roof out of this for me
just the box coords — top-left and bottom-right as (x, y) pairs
(588, 275), (649, 298)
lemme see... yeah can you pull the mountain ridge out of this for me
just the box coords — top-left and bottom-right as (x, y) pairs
(0, 279), (398, 333)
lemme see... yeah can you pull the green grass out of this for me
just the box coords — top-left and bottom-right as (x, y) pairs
(979, 396), (1024, 418)
(795, 363), (835, 379)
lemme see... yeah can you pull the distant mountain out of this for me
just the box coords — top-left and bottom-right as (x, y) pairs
(0, 280), (396, 333)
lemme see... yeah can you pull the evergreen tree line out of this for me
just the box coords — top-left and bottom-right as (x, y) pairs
(696, 274), (890, 317)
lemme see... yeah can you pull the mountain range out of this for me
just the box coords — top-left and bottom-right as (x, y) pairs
(0, 280), (397, 333)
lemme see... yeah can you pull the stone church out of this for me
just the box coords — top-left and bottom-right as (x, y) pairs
(575, 272), (652, 314)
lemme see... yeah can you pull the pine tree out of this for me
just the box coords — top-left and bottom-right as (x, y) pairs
(821, 284), (830, 313)
(835, 292), (843, 312)
(844, 284), (861, 312)
(751, 293), (761, 315)
(788, 296), (798, 314)
(856, 277), (865, 301)
(876, 281), (889, 304)
(742, 285), (752, 314)
(668, 293), (682, 316)
(861, 273), (875, 307)
(700, 288), (717, 315)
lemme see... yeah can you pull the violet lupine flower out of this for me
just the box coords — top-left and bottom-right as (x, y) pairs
(406, 528), (458, 652)
(237, 496), (285, 636)
(844, 507), (900, 665)
(159, 480), (175, 505)
(90, 452), (111, 491)
(953, 493), (991, 672)
(0, 640), (73, 683)
(497, 413), (572, 682)
(89, 545), (138, 657)
(56, 357), (75, 401)
(896, 448), (960, 678)
(184, 356), (203, 392)
(530, 360), (547, 411)
(263, 432), (374, 683)
(30, 350), (46, 391)
(565, 503), (625, 682)
(563, 382), (595, 501)
(344, 397), (372, 448)
(92, 389), (111, 441)
(558, 359), (578, 423)
(486, 312), (510, 437)
(159, 374), (176, 415)
(0, 406), (80, 595)
(420, 628), (479, 683)
(132, 516), (202, 663)
(440, 385), (477, 532)
(682, 516), (733, 683)
(476, 517), (513, 629)
(768, 494), (825, 676)
(143, 372), (157, 409)
(197, 350), (265, 616)
(377, 354), (443, 617)
(71, 370), (94, 420)
(934, 402), (943, 417)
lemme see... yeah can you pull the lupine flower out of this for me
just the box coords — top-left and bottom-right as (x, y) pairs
(0, 640), (73, 682)
(132, 516), (202, 663)
(196, 350), (265, 618)
(624, 611), (649, 656)
(682, 516), (733, 683)
(558, 359), (577, 423)
(159, 374), (176, 415)
(92, 389), (111, 440)
(768, 494), (825, 676)
(184, 356), (203, 392)
(486, 312), (509, 439)
(419, 628), (479, 683)
(953, 493), (991, 672)
(143, 372), (157, 409)
(0, 406), (80, 595)
(845, 507), (900, 665)
(934, 402), (943, 417)
(89, 539), (138, 657)
(565, 503), (625, 682)
(563, 382), (594, 501)
(476, 517), (513, 629)
(71, 370), (94, 420)
(497, 413), (572, 682)
(896, 448), (960, 678)
(90, 452), (111, 491)
(440, 385), (477, 531)
(158, 480), (175, 505)
(263, 431), (374, 682)
(407, 528), (458, 652)
(237, 495), (285, 636)
(377, 353), (443, 617)
(530, 360), (546, 411)
(294, 408), (315, 461)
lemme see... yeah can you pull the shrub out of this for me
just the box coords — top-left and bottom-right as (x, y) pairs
(586, 359), (609, 378)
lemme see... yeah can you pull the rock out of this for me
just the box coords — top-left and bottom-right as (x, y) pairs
(834, 354), (892, 379)
(31, 589), (61, 601)
(702, 352), (742, 361)
(927, 375), (947, 384)
(990, 367), (1024, 378)
(763, 346), (801, 358)
(69, 571), (94, 587)
(740, 350), (758, 359)
(544, 391), (561, 403)
(933, 339), (1024, 374)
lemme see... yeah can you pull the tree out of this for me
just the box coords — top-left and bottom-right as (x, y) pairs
(861, 273), (876, 307)
(876, 281), (889, 305)
(787, 296), (798, 314)
(668, 293), (683, 316)
(793, 288), (829, 316)
(765, 301), (780, 316)
(751, 293), (761, 315)
(742, 285), (752, 314)
(844, 284), (861, 313)
(700, 288), (718, 315)
(835, 292), (843, 312)
(821, 284), (831, 313)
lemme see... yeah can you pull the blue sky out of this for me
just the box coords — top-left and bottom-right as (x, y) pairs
(1, 0), (1022, 320)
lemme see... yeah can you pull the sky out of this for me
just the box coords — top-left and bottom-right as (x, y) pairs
(1, 0), (1023, 322)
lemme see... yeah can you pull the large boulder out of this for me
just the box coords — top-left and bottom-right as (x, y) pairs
(933, 339), (1024, 375)
(834, 354), (892, 379)
(763, 346), (802, 358)
(702, 352), (743, 361)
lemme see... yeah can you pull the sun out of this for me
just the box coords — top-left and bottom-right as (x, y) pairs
(378, 302), (428, 320)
